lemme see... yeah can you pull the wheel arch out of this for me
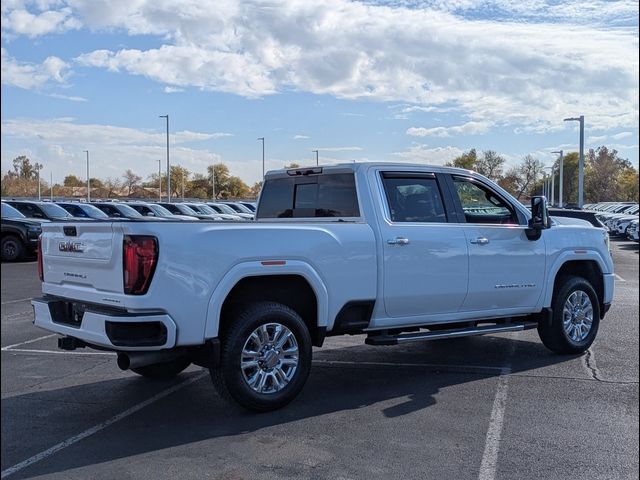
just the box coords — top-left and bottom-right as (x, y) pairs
(204, 260), (329, 346)
(544, 255), (605, 315)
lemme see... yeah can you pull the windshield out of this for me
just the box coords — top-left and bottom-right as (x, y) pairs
(149, 204), (173, 216)
(41, 203), (73, 217)
(80, 204), (109, 218)
(1, 203), (25, 218)
(195, 204), (217, 215)
(212, 203), (237, 215)
(115, 204), (142, 217)
(226, 203), (252, 213)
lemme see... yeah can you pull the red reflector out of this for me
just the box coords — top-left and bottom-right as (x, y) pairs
(37, 235), (44, 282)
(123, 235), (158, 295)
(261, 260), (286, 266)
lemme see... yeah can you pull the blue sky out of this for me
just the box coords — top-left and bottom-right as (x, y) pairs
(1, 0), (638, 186)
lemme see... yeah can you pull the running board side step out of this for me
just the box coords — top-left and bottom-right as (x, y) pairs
(365, 322), (538, 346)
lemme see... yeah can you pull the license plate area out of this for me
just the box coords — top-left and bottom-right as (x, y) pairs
(49, 301), (85, 328)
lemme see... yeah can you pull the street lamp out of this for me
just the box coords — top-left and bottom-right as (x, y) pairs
(159, 115), (170, 202)
(257, 137), (265, 178)
(312, 149), (319, 166)
(543, 166), (555, 206)
(83, 150), (90, 202)
(563, 116), (584, 208)
(157, 159), (162, 200)
(551, 150), (564, 208)
(50, 172), (53, 201)
(211, 163), (216, 200)
(36, 164), (41, 201)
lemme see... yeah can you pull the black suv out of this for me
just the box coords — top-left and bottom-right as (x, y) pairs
(5, 200), (76, 221)
(1, 202), (45, 261)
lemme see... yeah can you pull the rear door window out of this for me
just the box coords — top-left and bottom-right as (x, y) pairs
(258, 173), (360, 219)
(381, 173), (447, 223)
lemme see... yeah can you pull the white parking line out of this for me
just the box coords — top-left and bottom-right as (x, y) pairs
(1, 297), (33, 305)
(0, 371), (206, 479)
(478, 340), (516, 480)
(1, 334), (57, 351)
(478, 376), (509, 480)
(614, 274), (626, 282)
(2, 348), (114, 356)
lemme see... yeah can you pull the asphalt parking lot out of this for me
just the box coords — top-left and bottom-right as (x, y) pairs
(1, 239), (638, 480)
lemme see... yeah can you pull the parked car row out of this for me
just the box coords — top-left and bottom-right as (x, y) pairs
(1, 199), (257, 261)
(583, 202), (639, 239)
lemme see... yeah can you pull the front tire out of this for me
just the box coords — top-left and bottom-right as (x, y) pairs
(538, 275), (600, 354)
(211, 302), (312, 412)
(1, 235), (24, 262)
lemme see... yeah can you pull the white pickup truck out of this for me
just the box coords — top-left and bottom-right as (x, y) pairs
(33, 163), (614, 411)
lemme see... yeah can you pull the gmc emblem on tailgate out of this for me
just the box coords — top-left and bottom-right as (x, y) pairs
(59, 241), (84, 253)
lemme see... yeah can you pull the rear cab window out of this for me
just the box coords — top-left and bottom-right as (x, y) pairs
(257, 169), (360, 220)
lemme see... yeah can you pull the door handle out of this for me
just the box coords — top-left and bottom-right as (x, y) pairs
(387, 237), (410, 245)
(470, 237), (490, 245)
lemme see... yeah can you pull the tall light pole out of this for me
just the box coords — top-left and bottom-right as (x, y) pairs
(211, 163), (216, 200)
(83, 150), (90, 202)
(564, 115), (584, 208)
(36, 164), (41, 200)
(312, 149), (319, 166)
(157, 159), (162, 200)
(257, 137), (265, 178)
(50, 172), (53, 201)
(159, 115), (170, 202)
(551, 150), (564, 208)
(543, 166), (555, 206)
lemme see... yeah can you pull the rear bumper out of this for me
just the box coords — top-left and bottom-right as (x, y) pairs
(31, 297), (177, 351)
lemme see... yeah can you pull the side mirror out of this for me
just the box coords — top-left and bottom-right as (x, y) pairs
(146, 212), (155, 216)
(33, 212), (44, 218)
(526, 196), (551, 240)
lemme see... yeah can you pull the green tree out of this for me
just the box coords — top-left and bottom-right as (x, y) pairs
(63, 175), (84, 187)
(122, 169), (142, 197)
(618, 169), (639, 202)
(476, 150), (505, 182)
(10, 156), (41, 179)
(446, 148), (477, 170)
(584, 146), (635, 203)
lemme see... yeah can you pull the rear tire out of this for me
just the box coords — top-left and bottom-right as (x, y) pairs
(538, 275), (600, 354)
(1, 235), (24, 262)
(131, 357), (191, 379)
(211, 302), (312, 412)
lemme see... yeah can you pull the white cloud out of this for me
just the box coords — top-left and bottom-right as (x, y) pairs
(0, 47), (70, 90)
(406, 121), (491, 137)
(0, 118), (241, 181)
(393, 144), (465, 165)
(58, 0), (636, 132)
(163, 86), (184, 93)
(2, 5), (80, 37)
(1, 0), (638, 135)
(611, 131), (633, 140)
(587, 135), (608, 144)
(316, 146), (363, 152)
(48, 92), (87, 101)
(293, 134), (309, 139)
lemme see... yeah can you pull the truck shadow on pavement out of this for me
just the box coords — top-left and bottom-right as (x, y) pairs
(3, 335), (584, 478)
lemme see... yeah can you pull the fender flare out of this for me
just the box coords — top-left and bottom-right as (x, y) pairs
(541, 250), (608, 308)
(203, 260), (329, 339)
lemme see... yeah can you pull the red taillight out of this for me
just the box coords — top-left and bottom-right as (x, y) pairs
(123, 235), (158, 295)
(37, 235), (44, 282)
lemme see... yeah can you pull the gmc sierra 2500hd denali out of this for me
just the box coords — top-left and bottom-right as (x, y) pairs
(32, 163), (614, 411)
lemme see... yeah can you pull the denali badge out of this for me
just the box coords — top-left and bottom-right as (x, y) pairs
(59, 241), (84, 253)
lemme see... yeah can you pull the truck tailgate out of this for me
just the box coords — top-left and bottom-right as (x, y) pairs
(41, 222), (123, 294)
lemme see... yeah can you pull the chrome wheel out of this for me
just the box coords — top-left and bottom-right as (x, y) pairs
(562, 290), (594, 343)
(240, 323), (299, 394)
